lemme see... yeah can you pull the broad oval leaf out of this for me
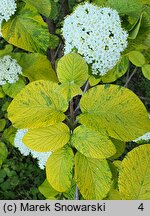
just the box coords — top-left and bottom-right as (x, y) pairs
(128, 51), (145, 67)
(12, 53), (58, 83)
(8, 80), (68, 129)
(57, 53), (89, 87)
(71, 125), (116, 159)
(38, 179), (59, 199)
(23, 123), (70, 152)
(142, 64), (150, 80)
(75, 152), (112, 199)
(46, 147), (74, 192)
(2, 4), (49, 53)
(79, 85), (150, 141)
(23, 0), (51, 17)
(119, 144), (150, 199)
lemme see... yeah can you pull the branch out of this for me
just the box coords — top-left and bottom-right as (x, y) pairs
(124, 67), (138, 88)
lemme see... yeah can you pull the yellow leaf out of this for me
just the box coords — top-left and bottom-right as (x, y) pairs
(79, 85), (150, 141)
(119, 144), (150, 199)
(57, 53), (89, 87)
(23, 123), (70, 152)
(74, 152), (112, 199)
(71, 125), (116, 159)
(46, 147), (74, 192)
(8, 80), (68, 129)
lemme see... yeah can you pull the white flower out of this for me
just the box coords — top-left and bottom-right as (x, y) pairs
(0, 0), (17, 37)
(0, 55), (22, 85)
(0, 0), (17, 21)
(14, 129), (52, 169)
(62, 3), (128, 76)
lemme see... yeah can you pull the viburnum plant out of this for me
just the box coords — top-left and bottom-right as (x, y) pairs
(0, 0), (150, 200)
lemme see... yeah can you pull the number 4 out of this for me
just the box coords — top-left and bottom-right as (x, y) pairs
(138, 203), (144, 211)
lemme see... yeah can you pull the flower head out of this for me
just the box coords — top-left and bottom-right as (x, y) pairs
(0, 55), (22, 85)
(0, 0), (17, 21)
(14, 129), (52, 169)
(62, 3), (128, 76)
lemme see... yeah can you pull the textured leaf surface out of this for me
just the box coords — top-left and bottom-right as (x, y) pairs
(109, 138), (126, 160)
(57, 53), (89, 86)
(23, 0), (51, 17)
(38, 179), (59, 199)
(142, 64), (150, 80)
(23, 123), (70, 152)
(119, 144), (150, 200)
(8, 80), (68, 129)
(128, 51), (146, 67)
(2, 77), (26, 98)
(2, 4), (49, 53)
(75, 152), (112, 199)
(102, 56), (129, 83)
(71, 125), (116, 159)
(79, 85), (150, 141)
(46, 147), (74, 192)
(0, 119), (6, 132)
(0, 142), (8, 166)
(14, 53), (58, 82)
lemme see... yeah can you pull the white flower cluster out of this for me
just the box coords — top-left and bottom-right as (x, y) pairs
(14, 129), (52, 170)
(62, 3), (128, 76)
(0, 0), (17, 36)
(0, 55), (22, 85)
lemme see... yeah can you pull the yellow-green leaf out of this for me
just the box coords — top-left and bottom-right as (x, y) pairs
(0, 119), (6, 132)
(2, 77), (26, 98)
(57, 53), (89, 87)
(38, 179), (59, 199)
(128, 51), (146, 67)
(0, 87), (5, 98)
(102, 56), (129, 83)
(71, 125), (116, 159)
(57, 83), (82, 102)
(106, 189), (121, 200)
(8, 80), (68, 129)
(74, 152), (112, 199)
(12, 53), (58, 83)
(2, 4), (49, 53)
(88, 75), (101, 86)
(129, 14), (143, 39)
(0, 45), (13, 58)
(0, 142), (8, 166)
(142, 64), (150, 80)
(23, 123), (70, 152)
(46, 147), (74, 192)
(119, 144), (150, 200)
(23, 0), (51, 17)
(79, 85), (150, 141)
(109, 138), (126, 160)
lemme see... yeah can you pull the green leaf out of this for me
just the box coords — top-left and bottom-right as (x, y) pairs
(102, 56), (129, 83)
(0, 45), (13, 58)
(129, 14), (143, 39)
(38, 179), (59, 199)
(128, 51), (146, 67)
(57, 53), (89, 86)
(142, 64), (150, 80)
(12, 53), (58, 83)
(88, 75), (101, 86)
(63, 180), (76, 200)
(0, 142), (8, 166)
(2, 4), (49, 53)
(46, 147), (74, 192)
(2, 77), (26, 98)
(71, 125), (116, 159)
(0, 119), (6, 132)
(106, 189), (121, 200)
(119, 144), (150, 199)
(74, 152), (112, 199)
(23, 0), (51, 17)
(2, 126), (17, 146)
(23, 123), (70, 152)
(0, 87), (5, 98)
(79, 85), (150, 141)
(8, 80), (68, 129)
(109, 138), (126, 160)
